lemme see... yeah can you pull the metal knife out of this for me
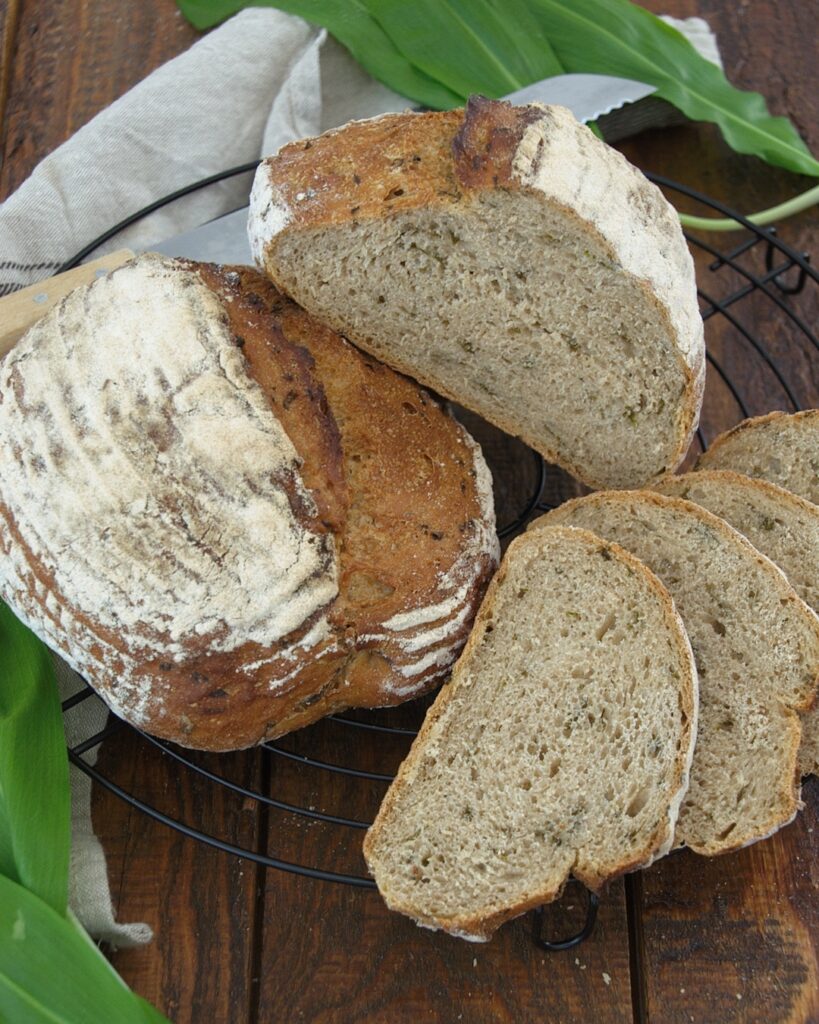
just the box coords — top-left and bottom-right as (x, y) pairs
(151, 73), (657, 266)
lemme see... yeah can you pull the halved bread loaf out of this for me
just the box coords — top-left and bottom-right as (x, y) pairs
(364, 526), (697, 941)
(652, 469), (819, 775)
(250, 97), (705, 491)
(696, 411), (819, 505)
(0, 255), (498, 750)
(537, 491), (819, 855)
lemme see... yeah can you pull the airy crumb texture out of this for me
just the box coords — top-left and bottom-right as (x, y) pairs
(653, 469), (819, 776)
(696, 410), (819, 506)
(364, 526), (697, 941)
(539, 491), (819, 855)
(251, 98), (704, 491)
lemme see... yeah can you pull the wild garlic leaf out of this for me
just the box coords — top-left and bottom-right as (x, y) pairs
(0, 800), (14, 884)
(0, 876), (171, 1024)
(364, 0), (563, 99)
(177, 0), (819, 179)
(0, 602), (70, 917)
(175, 0), (248, 25)
(176, 0), (462, 108)
(529, 0), (819, 177)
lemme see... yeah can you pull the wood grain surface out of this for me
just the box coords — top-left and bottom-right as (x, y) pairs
(1, 1), (817, 1022)
(93, 732), (262, 1021)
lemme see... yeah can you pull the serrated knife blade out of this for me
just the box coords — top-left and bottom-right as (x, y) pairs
(148, 73), (656, 264)
(504, 72), (656, 122)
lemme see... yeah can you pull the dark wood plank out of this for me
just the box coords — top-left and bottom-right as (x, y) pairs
(639, 780), (818, 1024)
(0, 0), (199, 200)
(91, 728), (262, 1023)
(0, 0), (22, 138)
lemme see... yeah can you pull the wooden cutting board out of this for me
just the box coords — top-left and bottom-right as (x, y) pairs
(0, 250), (133, 356)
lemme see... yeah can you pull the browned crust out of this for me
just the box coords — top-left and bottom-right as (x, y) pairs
(534, 489), (819, 855)
(697, 410), (819, 464)
(452, 94), (543, 189)
(363, 525), (697, 940)
(259, 108), (464, 233)
(191, 262), (348, 533)
(653, 467), (819, 522)
(695, 410), (819, 504)
(0, 261), (498, 750)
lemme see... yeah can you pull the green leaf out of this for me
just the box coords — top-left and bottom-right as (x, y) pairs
(175, 0), (463, 108)
(0, 602), (70, 916)
(174, 0), (246, 26)
(365, 0), (563, 99)
(528, 0), (819, 178)
(0, 876), (171, 1024)
(176, 0), (819, 179)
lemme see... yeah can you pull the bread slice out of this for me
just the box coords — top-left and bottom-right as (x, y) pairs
(696, 410), (819, 506)
(363, 525), (697, 941)
(537, 491), (819, 854)
(0, 255), (498, 750)
(652, 469), (819, 775)
(250, 97), (705, 491)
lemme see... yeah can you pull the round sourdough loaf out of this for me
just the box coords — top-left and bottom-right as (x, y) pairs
(0, 254), (498, 750)
(249, 97), (705, 491)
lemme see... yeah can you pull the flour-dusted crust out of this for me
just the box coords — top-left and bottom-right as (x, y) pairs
(250, 97), (705, 490)
(363, 526), (697, 941)
(696, 410), (819, 506)
(538, 490), (819, 855)
(0, 255), (498, 750)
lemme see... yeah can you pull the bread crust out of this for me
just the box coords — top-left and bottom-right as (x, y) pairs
(657, 467), (818, 519)
(695, 410), (819, 506)
(0, 256), (498, 750)
(363, 525), (697, 941)
(251, 97), (705, 490)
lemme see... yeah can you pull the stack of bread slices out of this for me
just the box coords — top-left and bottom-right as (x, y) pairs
(1, 96), (816, 942)
(363, 415), (819, 941)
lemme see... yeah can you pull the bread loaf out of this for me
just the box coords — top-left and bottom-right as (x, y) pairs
(364, 526), (697, 941)
(696, 410), (819, 506)
(537, 491), (819, 855)
(0, 254), (499, 750)
(249, 97), (705, 491)
(652, 469), (819, 775)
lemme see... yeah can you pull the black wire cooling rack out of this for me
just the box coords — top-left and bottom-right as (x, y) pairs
(60, 165), (817, 951)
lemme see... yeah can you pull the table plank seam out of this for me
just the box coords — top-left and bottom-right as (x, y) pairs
(626, 873), (648, 1024)
(248, 750), (272, 1024)
(0, 0), (22, 163)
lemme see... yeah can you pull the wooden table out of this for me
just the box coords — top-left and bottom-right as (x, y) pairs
(1, 1), (817, 1021)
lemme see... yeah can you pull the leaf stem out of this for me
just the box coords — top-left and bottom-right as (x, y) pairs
(678, 183), (819, 232)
